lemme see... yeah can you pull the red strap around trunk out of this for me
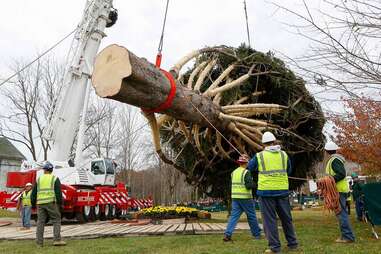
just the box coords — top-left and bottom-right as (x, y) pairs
(142, 68), (176, 113)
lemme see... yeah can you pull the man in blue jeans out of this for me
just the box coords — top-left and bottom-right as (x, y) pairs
(323, 142), (355, 243)
(248, 132), (298, 253)
(223, 154), (261, 242)
(17, 182), (33, 230)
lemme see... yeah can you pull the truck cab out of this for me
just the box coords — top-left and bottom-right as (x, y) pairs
(91, 158), (116, 186)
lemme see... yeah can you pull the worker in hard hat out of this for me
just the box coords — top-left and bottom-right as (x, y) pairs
(31, 162), (66, 247)
(17, 182), (33, 230)
(351, 172), (363, 221)
(223, 154), (262, 242)
(322, 141), (355, 243)
(248, 131), (298, 254)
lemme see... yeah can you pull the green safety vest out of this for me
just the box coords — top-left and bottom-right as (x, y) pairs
(256, 150), (289, 191)
(231, 167), (253, 199)
(22, 190), (32, 207)
(37, 174), (56, 205)
(325, 155), (350, 193)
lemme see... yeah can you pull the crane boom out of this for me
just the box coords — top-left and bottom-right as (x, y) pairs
(43, 0), (114, 163)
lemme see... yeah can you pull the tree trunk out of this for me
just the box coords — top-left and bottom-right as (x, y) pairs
(91, 44), (229, 132)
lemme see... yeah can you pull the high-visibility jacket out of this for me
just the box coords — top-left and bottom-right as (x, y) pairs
(22, 190), (32, 206)
(325, 155), (349, 193)
(37, 174), (56, 205)
(231, 167), (253, 199)
(256, 150), (289, 191)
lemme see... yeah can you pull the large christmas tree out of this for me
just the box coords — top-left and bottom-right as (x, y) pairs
(92, 44), (325, 198)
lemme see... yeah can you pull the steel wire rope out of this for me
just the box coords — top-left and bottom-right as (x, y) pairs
(0, 29), (76, 87)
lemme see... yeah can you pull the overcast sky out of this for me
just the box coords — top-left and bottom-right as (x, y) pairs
(0, 0), (319, 73)
(0, 0), (337, 159)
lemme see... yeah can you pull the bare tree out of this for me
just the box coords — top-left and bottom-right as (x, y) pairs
(115, 106), (147, 192)
(162, 163), (181, 204)
(84, 97), (118, 158)
(272, 0), (381, 98)
(0, 57), (62, 160)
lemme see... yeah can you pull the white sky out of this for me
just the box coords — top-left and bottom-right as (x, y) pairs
(0, 0), (337, 159)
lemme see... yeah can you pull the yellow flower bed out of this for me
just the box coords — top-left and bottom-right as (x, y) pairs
(141, 206), (199, 219)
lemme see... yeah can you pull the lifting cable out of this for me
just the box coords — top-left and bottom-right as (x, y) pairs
(143, 0), (175, 113)
(0, 28), (76, 87)
(147, 0), (310, 183)
(186, 97), (310, 182)
(243, 0), (252, 47)
(155, 0), (170, 68)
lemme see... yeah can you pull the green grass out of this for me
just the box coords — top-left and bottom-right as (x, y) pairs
(0, 209), (18, 218)
(0, 209), (380, 254)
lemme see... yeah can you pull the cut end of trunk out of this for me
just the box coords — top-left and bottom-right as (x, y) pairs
(92, 44), (132, 98)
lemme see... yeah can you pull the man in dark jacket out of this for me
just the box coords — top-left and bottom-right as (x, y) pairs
(323, 142), (355, 243)
(248, 131), (298, 254)
(31, 162), (66, 247)
(223, 154), (261, 242)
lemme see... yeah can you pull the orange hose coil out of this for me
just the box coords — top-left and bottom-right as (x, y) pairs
(317, 176), (341, 215)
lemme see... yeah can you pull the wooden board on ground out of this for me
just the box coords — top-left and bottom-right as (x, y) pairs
(0, 222), (251, 239)
(192, 223), (202, 234)
(175, 223), (186, 234)
(165, 224), (180, 234)
(155, 224), (173, 234)
(184, 223), (194, 234)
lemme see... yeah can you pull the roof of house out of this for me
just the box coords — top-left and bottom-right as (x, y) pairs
(0, 137), (26, 161)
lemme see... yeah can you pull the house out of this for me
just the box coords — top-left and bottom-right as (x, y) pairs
(0, 137), (26, 191)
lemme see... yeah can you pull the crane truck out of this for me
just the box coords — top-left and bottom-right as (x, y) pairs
(0, 0), (153, 222)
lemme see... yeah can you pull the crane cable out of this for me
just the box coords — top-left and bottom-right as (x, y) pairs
(155, 0), (170, 67)
(0, 28), (76, 87)
(186, 96), (310, 182)
(142, 0), (175, 113)
(243, 0), (251, 47)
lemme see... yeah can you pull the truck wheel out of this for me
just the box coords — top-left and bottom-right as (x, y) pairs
(100, 205), (110, 221)
(92, 205), (100, 221)
(115, 207), (122, 219)
(76, 206), (91, 223)
(108, 205), (116, 220)
(76, 211), (86, 223)
(64, 212), (76, 220)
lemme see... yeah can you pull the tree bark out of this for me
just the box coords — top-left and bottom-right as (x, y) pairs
(91, 44), (229, 132)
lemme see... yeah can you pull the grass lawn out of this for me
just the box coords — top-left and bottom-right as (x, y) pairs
(0, 209), (18, 218)
(0, 209), (380, 254)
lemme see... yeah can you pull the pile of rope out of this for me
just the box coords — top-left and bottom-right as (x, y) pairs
(317, 176), (341, 215)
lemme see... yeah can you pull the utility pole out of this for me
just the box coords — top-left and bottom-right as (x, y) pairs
(243, 0), (251, 47)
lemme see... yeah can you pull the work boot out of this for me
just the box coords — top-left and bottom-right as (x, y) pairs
(222, 235), (232, 242)
(53, 240), (67, 246)
(335, 238), (354, 243)
(253, 234), (263, 240)
(264, 249), (279, 254)
(287, 245), (300, 252)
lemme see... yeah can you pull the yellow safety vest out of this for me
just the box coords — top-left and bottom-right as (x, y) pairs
(231, 167), (253, 199)
(256, 150), (289, 191)
(325, 155), (349, 193)
(22, 190), (32, 207)
(37, 174), (56, 205)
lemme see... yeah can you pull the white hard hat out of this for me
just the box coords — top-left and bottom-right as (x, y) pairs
(25, 183), (32, 187)
(324, 141), (339, 151)
(262, 131), (276, 144)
